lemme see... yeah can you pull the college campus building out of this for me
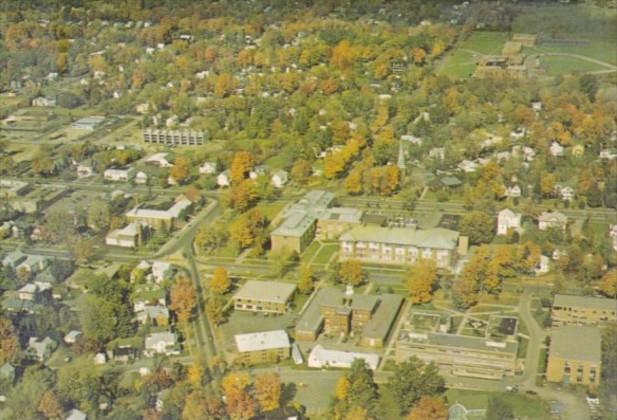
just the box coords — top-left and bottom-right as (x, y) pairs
(0, 180), (64, 214)
(270, 190), (364, 254)
(295, 287), (403, 348)
(339, 226), (467, 269)
(125, 195), (192, 230)
(551, 294), (617, 327)
(232, 280), (296, 314)
(546, 326), (601, 388)
(233, 330), (291, 366)
(395, 311), (519, 380)
(105, 223), (147, 248)
(142, 128), (205, 146)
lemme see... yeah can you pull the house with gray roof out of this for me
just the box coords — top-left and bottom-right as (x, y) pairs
(27, 336), (57, 361)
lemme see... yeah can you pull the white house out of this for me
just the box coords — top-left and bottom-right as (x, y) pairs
(217, 170), (231, 187)
(535, 255), (550, 275)
(144, 332), (180, 357)
(32, 96), (56, 107)
(458, 160), (479, 173)
(271, 170), (288, 188)
(497, 209), (522, 236)
(510, 127), (526, 140)
(76, 162), (94, 178)
(505, 185), (521, 198)
(199, 161), (217, 175)
(27, 336), (57, 361)
(554, 185), (575, 201)
(64, 330), (82, 344)
(105, 223), (142, 248)
(104, 167), (135, 182)
(308, 345), (379, 370)
(135, 171), (148, 185)
(550, 142), (565, 157)
(145, 153), (173, 168)
(152, 261), (172, 283)
(538, 211), (567, 231)
(429, 147), (445, 160)
(65, 409), (87, 420)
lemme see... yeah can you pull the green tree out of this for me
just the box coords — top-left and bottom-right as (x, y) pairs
(486, 396), (514, 420)
(298, 263), (315, 294)
(388, 357), (445, 415)
(460, 211), (494, 245)
(338, 259), (365, 286)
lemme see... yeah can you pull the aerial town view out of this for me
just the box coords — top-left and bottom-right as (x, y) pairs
(0, 0), (616, 419)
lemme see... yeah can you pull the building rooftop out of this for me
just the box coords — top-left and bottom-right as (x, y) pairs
(553, 294), (616, 312)
(340, 226), (460, 250)
(233, 280), (296, 304)
(271, 210), (316, 237)
(308, 344), (379, 369)
(314, 207), (363, 224)
(362, 294), (404, 341)
(400, 331), (518, 355)
(550, 326), (601, 363)
(271, 190), (337, 237)
(235, 329), (290, 353)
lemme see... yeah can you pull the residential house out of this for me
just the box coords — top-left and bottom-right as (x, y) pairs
(609, 225), (617, 252)
(136, 306), (169, 326)
(271, 170), (289, 188)
(232, 280), (296, 314)
(550, 142), (565, 157)
(152, 261), (173, 283)
(538, 211), (567, 231)
(497, 209), (522, 236)
(104, 167), (135, 182)
(105, 223), (145, 248)
(308, 345), (379, 370)
(27, 336), (57, 361)
(599, 149), (617, 160)
(65, 409), (87, 420)
(339, 226), (467, 269)
(250, 165), (269, 179)
(76, 162), (94, 178)
(554, 185), (575, 201)
(535, 255), (551, 275)
(144, 332), (180, 357)
(401, 134), (422, 145)
(135, 171), (149, 185)
(505, 185), (521, 198)
(64, 330), (82, 344)
(546, 326), (601, 387)
(429, 147), (445, 160)
(16, 255), (49, 276)
(551, 294), (617, 327)
(233, 330), (291, 366)
(458, 160), (479, 173)
(2, 249), (27, 269)
(31, 96), (56, 107)
(17, 282), (51, 301)
(199, 161), (217, 175)
(217, 170), (231, 187)
(145, 153), (173, 168)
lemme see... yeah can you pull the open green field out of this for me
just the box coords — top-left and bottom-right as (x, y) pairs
(446, 389), (548, 419)
(312, 243), (339, 265)
(439, 31), (509, 78)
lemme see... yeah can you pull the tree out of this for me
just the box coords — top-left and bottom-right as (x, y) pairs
(170, 157), (190, 184)
(290, 159), (312, 183)
(230, 151), (254, 184)
(169, 276), (196, 322)
(298, 263), (315, 294)
(214, 73), (234, 98)
(599, 269), (617, 298)
(407, 396), (448, 420)
(460, 211), (494, 245)
(37, 390), (63, 420)
(79, 295), (120, 344)
(579, 74), (598, 101)
(210, 267), (230, 295)
(254, 372), (282, 412)
(486, 396), (514, 420)
(338, 260), (364, 286)
(221, 372), (257, 420)
(388, 357), (445, 415)
(205, 296), (226, 325)
(229, 209), (266, 250)
(333, 359), (379, 418)
(406, 259), (438, 304)
(182, 389), (225, 420)
(227, 180), (258, 212)
(86, 200), (111, 232)
(0, 317), (19, 365)
(344, 169), (364, 195)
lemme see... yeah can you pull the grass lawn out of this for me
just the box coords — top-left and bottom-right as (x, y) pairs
(312, 243), (339, 265)
(446, 389), (549, 419)
(438, 31), (510, 78)
(540, 55), (608, 77)
(301, 240), (322, 262)
(254, 202), (286, 220)
(438, 49), (477, 78)
(461, 31), (510, 55)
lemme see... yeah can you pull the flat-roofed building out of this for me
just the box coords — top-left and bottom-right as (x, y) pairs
(271, 190), (346, 254)
(105, 223), (145, 248)
(546, 326), (601, 387)
(143, 128), (205, 146)
(104, 167), (135, 182)
(233, 330), (290, 366)
(294, 287), (402, 348)
(551, 294), (616, 327)
(125, 195), (192, 230)
(232, 280), (296, 314)
(340, 226), (467, 269)
(395, 310), (518, 380)
(0, 180), (63, 214)
(308, 345), (379, 370)
(314, 207), (363, 240)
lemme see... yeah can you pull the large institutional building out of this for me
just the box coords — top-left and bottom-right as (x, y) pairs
(142, 129), (205, 146)
(270, 190), (363, 254)
(233, 330), (291, 366)
(551, 294), (617, 327)
(546, 326), (601, 388)
(231, 280), (296, 314)
(339, 226), (467, 269)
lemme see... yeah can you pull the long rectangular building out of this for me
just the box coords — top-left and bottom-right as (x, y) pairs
(551, 294), (616, 326)
(233, 330), (291, 366)
(143, 129), (205, 146)
(339, 226), (467, 269)
(232, 280), (296, 314)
